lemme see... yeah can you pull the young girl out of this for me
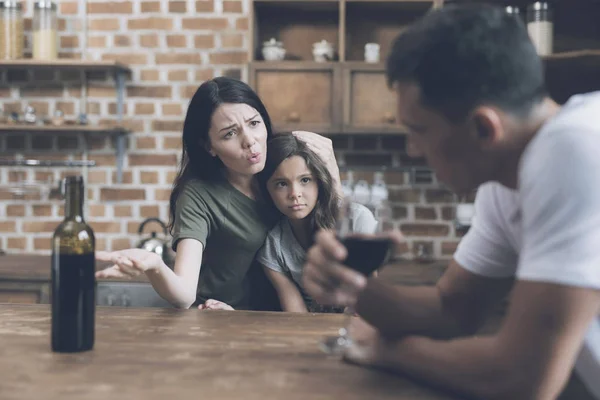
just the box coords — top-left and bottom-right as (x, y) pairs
(256, 134), (378, 313)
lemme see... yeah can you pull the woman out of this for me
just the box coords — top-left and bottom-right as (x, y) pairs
(95, 77), (339, 311)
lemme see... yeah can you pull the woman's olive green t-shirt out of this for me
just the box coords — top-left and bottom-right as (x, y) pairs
(171, 178), (279, 310)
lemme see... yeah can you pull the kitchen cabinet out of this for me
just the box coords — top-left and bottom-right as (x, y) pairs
(0, 281), (49, 304)
(248, 62), (342, 134)
(342, 63), (402, 134)
(248, 0), (600, 135)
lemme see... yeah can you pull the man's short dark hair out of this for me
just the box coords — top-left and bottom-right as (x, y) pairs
(387, 4), (548, 120)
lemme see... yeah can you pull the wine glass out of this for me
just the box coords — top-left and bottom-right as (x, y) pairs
(319, 195), (393, 356)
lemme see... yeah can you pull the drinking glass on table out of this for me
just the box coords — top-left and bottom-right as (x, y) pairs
(319, 196), (394, 356)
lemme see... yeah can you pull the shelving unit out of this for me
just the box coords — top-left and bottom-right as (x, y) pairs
(0, 60), (131, 183)
(252, 1), (341, 62)
(344, 1), (430, 62)
(0, 159), (96, 167)
(248, 0), (600, 134)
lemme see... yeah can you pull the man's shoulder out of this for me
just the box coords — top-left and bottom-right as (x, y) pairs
(520, 93), (600, 192)
(532, 92), (600, 150)
(475, 182), (518, 210)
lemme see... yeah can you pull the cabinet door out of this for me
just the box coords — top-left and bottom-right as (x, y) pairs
(343, 64), (406, 134)
(0, 291), (39, 303)
(249, 62), (341, 134)
(0, 282), (49, 304)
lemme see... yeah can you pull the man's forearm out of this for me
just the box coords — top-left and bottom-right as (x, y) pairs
(374, 332), (570, 400)
(355, 280), (467, 339)
(376, 335), (516, 400)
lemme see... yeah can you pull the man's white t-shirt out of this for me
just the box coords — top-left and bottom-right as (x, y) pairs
(454, 91), (600, 398)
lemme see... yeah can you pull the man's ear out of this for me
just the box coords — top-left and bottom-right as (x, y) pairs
(469, 107), (504, 149)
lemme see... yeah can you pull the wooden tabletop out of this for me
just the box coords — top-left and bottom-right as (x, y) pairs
(0, 304), (459, 400)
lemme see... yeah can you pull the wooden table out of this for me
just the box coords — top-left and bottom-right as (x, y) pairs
(0, 304), (459, 400)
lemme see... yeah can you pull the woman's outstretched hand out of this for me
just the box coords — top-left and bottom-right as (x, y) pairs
(95, 249), (164, 279)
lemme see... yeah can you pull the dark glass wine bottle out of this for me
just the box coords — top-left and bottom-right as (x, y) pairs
(51, 175), (96, 353)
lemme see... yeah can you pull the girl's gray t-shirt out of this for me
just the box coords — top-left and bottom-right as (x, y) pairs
(256, 202), (378, 302)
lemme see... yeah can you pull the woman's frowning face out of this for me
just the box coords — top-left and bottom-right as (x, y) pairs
(207, 103), (269, 178)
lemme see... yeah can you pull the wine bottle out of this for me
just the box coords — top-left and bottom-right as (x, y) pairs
(51, 175), (96, 352)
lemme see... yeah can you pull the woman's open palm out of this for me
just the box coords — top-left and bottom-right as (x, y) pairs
(95, 249), (164, 279)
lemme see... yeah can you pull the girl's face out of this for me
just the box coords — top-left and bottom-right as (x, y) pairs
(267, 156), (319, 221)
(207, 103), (268, 178)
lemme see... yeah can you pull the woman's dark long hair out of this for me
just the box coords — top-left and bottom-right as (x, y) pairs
(259, 133), (339, 233)
(168, 77), (274, 233)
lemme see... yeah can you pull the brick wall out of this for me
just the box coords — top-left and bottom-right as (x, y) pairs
(0, 0), (465, 260)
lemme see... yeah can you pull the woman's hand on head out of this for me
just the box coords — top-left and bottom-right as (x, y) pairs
(198, 299), (235, 311)
(292, 131), (342, 196)
(95, 249), (165, 279)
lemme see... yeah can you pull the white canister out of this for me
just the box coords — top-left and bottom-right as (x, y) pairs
(527, 1), (553, 56)
(364, 43), (380, 63)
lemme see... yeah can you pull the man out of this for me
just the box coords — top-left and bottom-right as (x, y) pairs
(302, 4), (600, 400)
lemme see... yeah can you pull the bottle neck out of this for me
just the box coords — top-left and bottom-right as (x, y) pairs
(64, 180), (84, 222)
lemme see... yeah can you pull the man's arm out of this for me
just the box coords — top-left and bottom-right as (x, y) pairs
(303, 229), (513, 338)
(348, 280), (600, 400)
(355, 258), (513, 339)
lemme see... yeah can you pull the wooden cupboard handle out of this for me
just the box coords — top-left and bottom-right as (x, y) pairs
(287, 112), (300, 123)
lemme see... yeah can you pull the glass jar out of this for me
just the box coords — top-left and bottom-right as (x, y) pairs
(527, 1), (553, 56)
(0, 1), (24, 60)
(33, 0), (58, 60)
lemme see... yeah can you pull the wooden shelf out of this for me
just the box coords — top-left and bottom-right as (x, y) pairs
(544, 49), (600, 64)
(0, 59), (130, 75)
(0, 124), (129, 135)
(250, 61), (338, 69)
(252, 50), (600, 68)
(0, 159), (96, 167)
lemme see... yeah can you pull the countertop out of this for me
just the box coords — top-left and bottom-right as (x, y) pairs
(0, 254), (447, 286)
(0, 304), (460, 400)
(0, 254), (149, 283)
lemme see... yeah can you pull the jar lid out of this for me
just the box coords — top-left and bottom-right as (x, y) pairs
(529, 1), (551, 11)
(34, 0), (57, 10)
(0, 1), (23, 9)
(263, 38), (282, 47)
